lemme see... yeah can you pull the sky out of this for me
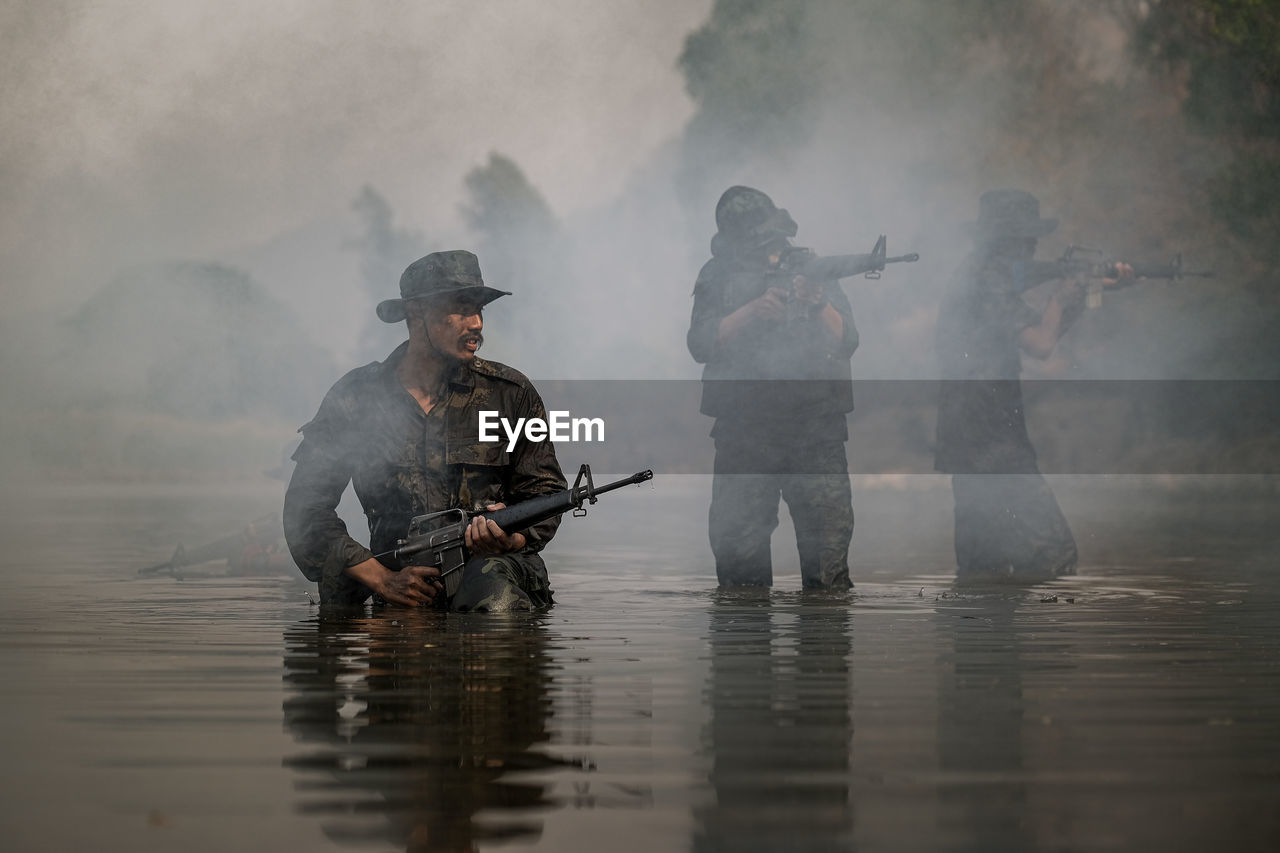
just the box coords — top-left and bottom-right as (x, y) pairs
(1, 0), (712, 347)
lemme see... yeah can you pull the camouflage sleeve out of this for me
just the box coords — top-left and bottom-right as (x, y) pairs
(687, 261), (725, 364)
(282, 384), (374, 585)
(990, 290), (1041, 335)
(824, 279), (860, 358)
(503, 383), (568, 551)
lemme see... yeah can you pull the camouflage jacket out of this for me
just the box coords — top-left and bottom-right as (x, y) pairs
(283, 342), (566, 591)
(933, 251), (1041, 474)
(687, 249), (859, 440)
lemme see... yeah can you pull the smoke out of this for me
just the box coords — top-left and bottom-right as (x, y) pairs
(2, 0), (1276, 482)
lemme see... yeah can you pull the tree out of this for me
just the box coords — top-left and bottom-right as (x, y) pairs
(62, 261), (334, 421)
(460, 153), (567, 375)
(349, 186), (425, 363)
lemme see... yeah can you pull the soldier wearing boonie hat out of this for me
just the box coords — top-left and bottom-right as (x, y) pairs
(935, 190), (1131, 584)
(375, 250), (511, 324)
(285, 250), (566, 611)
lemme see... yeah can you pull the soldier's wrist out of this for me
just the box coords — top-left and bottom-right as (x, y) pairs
(345, 557), (391, 592)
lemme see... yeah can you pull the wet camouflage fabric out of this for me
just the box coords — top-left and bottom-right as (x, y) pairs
(284, 341), (566, 607)
(934, 252), (1041, 475)
(935, 251), (1077, 581)
(951, 474), (1077, 583)
(709, 438), (853, 588)
(688, 251), (859, 420)
(450, 552), (553, 612)
(688, 249), (858, 589)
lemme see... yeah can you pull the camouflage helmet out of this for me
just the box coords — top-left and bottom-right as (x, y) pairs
(376, 250), (511, 323)
(713, 186), (798, 246)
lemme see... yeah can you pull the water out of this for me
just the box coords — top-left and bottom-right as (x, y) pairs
(1, 478), (1278, 851)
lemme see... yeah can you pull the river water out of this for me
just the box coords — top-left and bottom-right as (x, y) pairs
(1, 477), (1277, 851)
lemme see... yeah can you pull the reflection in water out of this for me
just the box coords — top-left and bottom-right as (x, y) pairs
(934, 595), (1033, 852)
(282, 610), (583, 851)
(694, 590), (855, 852)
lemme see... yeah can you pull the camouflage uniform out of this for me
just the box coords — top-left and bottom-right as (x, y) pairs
(934, 191), (1077, 582)
(687, 187), (858, 588)
(284, 252), (566, 610)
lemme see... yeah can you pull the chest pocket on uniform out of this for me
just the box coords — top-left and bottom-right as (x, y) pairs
(446, 443), (509, 511)
(446, 443), (509, 468)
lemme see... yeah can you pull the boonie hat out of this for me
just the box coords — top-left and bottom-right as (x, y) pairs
(376, 250), (511, 323)
(963, 189), (1058, 240)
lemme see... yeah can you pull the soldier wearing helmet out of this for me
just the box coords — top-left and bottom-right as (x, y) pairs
(687, 187), (859, 589)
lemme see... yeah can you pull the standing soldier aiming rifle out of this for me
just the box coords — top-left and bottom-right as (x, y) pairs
(687, 185), (917, 589)
(934, 190), (1136, 584)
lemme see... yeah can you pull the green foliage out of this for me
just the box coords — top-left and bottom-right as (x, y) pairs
(350, 185), (423, 301)
(349, 185), (424, 363)
(1208, 153), (1280, 249)
(676, 0), (820, 200)
(1137, 1), (1280, 270)
(459, 152), (567, 374)
(1137, 0), (1280, 138)
(679, 0), (817, 136)
(462, 152), (557, 246)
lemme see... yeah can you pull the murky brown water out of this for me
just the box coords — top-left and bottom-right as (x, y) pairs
(1, 478), (1278, 851)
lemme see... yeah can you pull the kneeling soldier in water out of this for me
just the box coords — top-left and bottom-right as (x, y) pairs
(284, 250), (566, 610)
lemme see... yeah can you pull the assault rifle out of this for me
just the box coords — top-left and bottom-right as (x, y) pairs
(374, 464), (653, 597)
(770, 236), (919, 324)
(1016, 245), (1214, 307)
(772, 234), (919, 286)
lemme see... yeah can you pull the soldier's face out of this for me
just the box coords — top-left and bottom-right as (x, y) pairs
(418, 297), (485, 361)
(990, 236), (1037, 260)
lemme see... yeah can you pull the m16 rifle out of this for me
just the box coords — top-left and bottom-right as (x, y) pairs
(772, 234), (919, 286)
(374, 464), (653, 597)
(1016, 245), (1214, 307)
(769, 235), (919, 324)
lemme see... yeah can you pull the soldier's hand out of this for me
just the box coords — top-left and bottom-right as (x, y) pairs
(1055, 278), (1087, 309)
(376, 564), (444, 607)
(1103, 261), (1135, 288)
(752, 287), (789, 321)
(466, 504), (528, 555)
(791, 275), (825, 306)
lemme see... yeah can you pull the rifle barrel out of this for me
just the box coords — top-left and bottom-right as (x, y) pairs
(485, 469), (653, 534)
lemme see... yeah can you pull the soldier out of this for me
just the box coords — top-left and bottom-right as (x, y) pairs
(284, 250), (567, 609)
(935, 190), (1130, 583)
(687, 186), (858, 589)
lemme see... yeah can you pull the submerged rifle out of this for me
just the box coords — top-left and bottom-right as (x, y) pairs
(374, 464), (653, 597)
(139, 513), (280, 577)
(1016, 245), (1214, 306)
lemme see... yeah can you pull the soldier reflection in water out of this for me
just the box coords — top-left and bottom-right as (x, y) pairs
(281, 612), (583, 851)
(693, 591), (855, 852)
(934, 595), (1033, 851)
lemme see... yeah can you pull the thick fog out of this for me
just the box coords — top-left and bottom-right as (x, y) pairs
(2, 0), (1276, 481)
